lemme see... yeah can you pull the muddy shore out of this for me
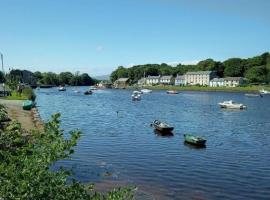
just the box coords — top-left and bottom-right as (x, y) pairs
(0, 99), (43, 130)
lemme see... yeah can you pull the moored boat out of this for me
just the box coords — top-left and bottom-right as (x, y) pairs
(22, 100), (33, 110)
(89, 86), (97, 90)
(184, 134), (206, 146)
(245, 93), (263, 97)
(140, 89), (152, 93)
(58, 86), (66, 91)
(131, 91), (141, 101)
(84, 90), (93, 95)
(218, 100), (247, 109)
(167, 90), (179, 94)
(259, 89), (270, 94)
(151, 120), (174, 132)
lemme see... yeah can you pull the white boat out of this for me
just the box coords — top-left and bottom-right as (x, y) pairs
(140, 89), (152, 93)
(133, 90), (143, 94)
(259, 89), (270, 94)
(58, 86), (66, 91)
(218, 100), (247, 109)
(167, 90), (179, 94)
(245, 93), (262, 97)
(131, 91), (141, 101)
(89, 86), (97, 90)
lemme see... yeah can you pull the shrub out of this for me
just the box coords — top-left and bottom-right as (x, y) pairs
(0, 113), (133, 200)
(22, 87), (36, 101)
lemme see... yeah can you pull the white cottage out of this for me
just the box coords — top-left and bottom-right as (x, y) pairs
(175, 75), (185, 86)
(146, 75), (160, 85)
(210, 78), (225, 87)
(184, 71), (216, 86)
(160, 75), (173, 85)
(224, 77), (244, 87)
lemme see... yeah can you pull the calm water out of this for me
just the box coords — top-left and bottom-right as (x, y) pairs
(36, 87), (270, 200)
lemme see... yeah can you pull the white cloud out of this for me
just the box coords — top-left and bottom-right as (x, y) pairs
(180, 60), (199, 65)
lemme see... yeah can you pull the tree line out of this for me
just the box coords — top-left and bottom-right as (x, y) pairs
(110, 52), (270, 84)
(3, 70), (98, 86)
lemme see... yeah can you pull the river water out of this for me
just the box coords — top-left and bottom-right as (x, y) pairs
(35, 87), (270, 200)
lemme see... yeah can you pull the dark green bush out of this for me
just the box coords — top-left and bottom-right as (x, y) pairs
(22, 87), (36, 101)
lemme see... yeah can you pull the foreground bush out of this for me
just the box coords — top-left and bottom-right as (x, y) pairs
(0, 113), (133, 200)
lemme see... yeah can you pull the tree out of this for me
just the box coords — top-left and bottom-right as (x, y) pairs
(0, 71), (5, 83)
(59, 72), (73, 85)
(245, 66), (267, 83)
(223, 58), (244, 77)
(80, 73), (94, 86)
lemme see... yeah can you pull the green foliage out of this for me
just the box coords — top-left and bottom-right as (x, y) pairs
(110, 52), (270, 84)
(245, 66), (267, 83)
(0, 112), (133, 200)
(22, 87), (36, 101)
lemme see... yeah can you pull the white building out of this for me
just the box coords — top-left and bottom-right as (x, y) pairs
(146, 75), (160, 85)
(175, 75), (185, 86)
(224, 77), (244, 87)
(160, 75), (173, 85)
(184, 71), (216, 86)
(210, 78), (225, 87)
(137, 78), (146, 86)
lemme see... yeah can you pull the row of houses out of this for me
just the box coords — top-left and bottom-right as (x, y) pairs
(114, 71), (244, 88)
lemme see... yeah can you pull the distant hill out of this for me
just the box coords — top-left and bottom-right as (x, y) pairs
(94, 74), (110, 81)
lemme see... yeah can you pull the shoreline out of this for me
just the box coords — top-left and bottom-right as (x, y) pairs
(0, 99), (43, 131)
(130, 85), (269, 93)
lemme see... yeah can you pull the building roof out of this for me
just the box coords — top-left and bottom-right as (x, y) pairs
(175, 75), (185, 80)
(210, 78), (224, 82)
(116, 78), (129, 82)
(160, 75), (173, 80)
(224, 77), (243, 81)
(146, 75), (160, 79)
(185, 71), (213, 75)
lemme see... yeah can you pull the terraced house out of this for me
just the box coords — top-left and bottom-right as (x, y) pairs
(184, 71), (216, 86)
(160, 75), (174, 85)
(146, 75), (160, 85)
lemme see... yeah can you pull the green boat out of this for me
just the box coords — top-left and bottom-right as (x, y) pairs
(22, 100), (33, 110)
(184, 134), (206, 146)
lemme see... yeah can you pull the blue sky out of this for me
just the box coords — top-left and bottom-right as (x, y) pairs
(0, 0), (270, 76)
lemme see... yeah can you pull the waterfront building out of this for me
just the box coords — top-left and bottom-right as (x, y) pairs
(146, 75), (160, 85)
(224, 77), (244, 87)
(184, 71), (216, 86)
(175, 75), (185, 86)
(210, 78), (225, 87)
(137, 78), (146, 86)
(114, 78), (129, 88)
(160, 75), (174, 85)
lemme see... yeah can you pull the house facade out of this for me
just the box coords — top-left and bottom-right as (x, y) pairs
(175, 75), (185, 86)
(146, 75), (160, 85)
(184, 71), (216, 86)
(114, 78), (129, 88)
(137, 78), (146, 86)
(160, 75), (173, 85)
(224, 77), (244, 87)
(210, 78), (225, 87)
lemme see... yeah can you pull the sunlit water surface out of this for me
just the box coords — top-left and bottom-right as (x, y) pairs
(36, 87), (270, 200)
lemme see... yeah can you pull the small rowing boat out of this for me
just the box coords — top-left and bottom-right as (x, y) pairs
(184, 134), (206, 146)
(151, 120), (174, 132)
(167, 90), (179, 94)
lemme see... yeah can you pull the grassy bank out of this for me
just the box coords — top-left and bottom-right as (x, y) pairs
(136, 85), (270, 93)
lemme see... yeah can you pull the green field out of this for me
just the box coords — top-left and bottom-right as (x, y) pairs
(4, 91), (28, 100)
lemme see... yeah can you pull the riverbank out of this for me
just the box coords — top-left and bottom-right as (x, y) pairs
(0, 99), (43, 130)
(134, 85), (270, 93)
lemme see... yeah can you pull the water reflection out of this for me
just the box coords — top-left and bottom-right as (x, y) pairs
(154, 129), (174, 137)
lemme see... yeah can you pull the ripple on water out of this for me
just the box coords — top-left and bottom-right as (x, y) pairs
(36, 88), (270, 200)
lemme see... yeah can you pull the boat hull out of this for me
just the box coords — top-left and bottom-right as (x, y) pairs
(152, 124), (174, 132)
(22, 100), (33, 110)
(184, 134), (206, 146)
